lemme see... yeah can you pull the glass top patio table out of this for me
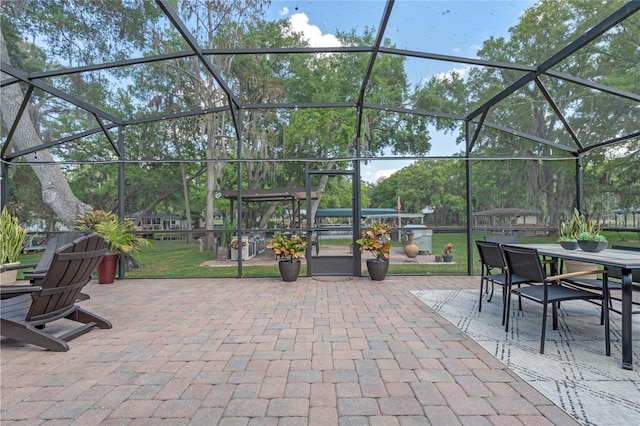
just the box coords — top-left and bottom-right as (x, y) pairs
(507, 243), (640, 370)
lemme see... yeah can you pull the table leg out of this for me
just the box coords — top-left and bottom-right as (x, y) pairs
(621, 268), (633, 370)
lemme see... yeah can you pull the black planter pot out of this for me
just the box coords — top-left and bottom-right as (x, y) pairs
(366, 259), (389, 281)
(442, 255), (453, 262)
(559, 241), (578, 250)
(577, 240), (608, 252)
(279, 260), (301, 282)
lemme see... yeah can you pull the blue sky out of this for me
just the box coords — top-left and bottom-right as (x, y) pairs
(267, 1), (535, 84)
(265, 1), (536, 182)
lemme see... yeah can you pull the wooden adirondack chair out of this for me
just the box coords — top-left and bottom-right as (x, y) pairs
(22, 232), (86, 282)
(0, 234), (111, 352)
(1, 232), (90, 301)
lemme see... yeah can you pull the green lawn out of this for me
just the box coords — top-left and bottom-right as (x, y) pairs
(15, 230), (639, 279)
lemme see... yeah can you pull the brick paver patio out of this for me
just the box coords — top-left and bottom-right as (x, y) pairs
(0, 275), (579, 425)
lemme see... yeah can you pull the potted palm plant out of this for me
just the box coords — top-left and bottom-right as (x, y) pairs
(356, 222), (392, 281)
(267, 233), (307, 282)
(0, 207), (32, 285)
(75, 210), (151, 284)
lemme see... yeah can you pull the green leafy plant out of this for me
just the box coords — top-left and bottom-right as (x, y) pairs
(558, 226), (577, 242)
(559, 208), (605, 241)
(0, 207), (32, 264)
(566, 209), (605, 242)
(577, 232), (607, 242)
(356, 222), (392, 260)
(443, 242), (454, 255)
(75, 210), (151, 257)
(267, 233), (307, 262)
(220, 217), (238, 249)
(558, 209), (582, 242)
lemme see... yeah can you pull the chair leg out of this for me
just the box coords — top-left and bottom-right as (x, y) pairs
(0, 319), (70, 352)
(67, 306), (112, 330)
(603, 288), (611, 356)
(604, 298), (611, 356)
(501, 288), (507, 326)
(541, 303), (548, 354)
(504, 287), (512, 332)
(479, 277), (484, 312)
(515, 284), (523, 312)
(488, 281), (495, 302)
(599, 290), (614, 326)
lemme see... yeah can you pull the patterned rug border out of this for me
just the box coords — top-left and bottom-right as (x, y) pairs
(412, 289), (640, 426)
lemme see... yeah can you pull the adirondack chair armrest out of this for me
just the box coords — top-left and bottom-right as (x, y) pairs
(0, 262), (37, 273)
(23, 271), (45, 280)
(0, 284), (41, 299)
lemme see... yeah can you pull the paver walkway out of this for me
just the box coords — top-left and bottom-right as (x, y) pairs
(1, 276), (579, 425)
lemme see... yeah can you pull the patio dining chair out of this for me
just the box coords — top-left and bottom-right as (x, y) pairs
(483, 234), (516, 244)
(502, 245), (610, 355)
(475, 240), (532, 325)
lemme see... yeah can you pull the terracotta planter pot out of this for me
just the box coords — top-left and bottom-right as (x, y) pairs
(403, 233), (419, 259)
(565, 259), (599, 280)
(97, 253), (119, 284)
(0, 263), (20, 285)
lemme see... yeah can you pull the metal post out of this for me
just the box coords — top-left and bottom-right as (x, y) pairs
(465, 121), (474, 275)
(117, 126), (126, 279)
(236, 108), (244, 278)
(353, 156), (362, 276)
(0, 161), (7, 211)
(576, 156), (584, 213)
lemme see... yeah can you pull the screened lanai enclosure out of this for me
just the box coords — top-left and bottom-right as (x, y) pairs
(1, 0), (639, 279)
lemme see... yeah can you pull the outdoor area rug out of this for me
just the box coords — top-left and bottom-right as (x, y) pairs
(412, 289), (640, 426)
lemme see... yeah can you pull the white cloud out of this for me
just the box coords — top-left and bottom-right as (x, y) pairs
(362, 167), (399, 184)
(434, 67), (469, 82)
(288, 13), (341, 48)
(279, 7), (289, 16)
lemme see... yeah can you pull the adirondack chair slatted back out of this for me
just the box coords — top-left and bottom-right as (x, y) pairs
(30, 232), (86, 275)
(26, 235), (107, 323)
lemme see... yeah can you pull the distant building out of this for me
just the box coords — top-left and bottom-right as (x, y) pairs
(473, 208), (541, 228)
(128, 211), (184, 231)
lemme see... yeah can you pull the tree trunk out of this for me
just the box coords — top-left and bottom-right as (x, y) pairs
(204, 113), (230, 252)
(171, 125), (193, 244)
(1, 30), (92, 227)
